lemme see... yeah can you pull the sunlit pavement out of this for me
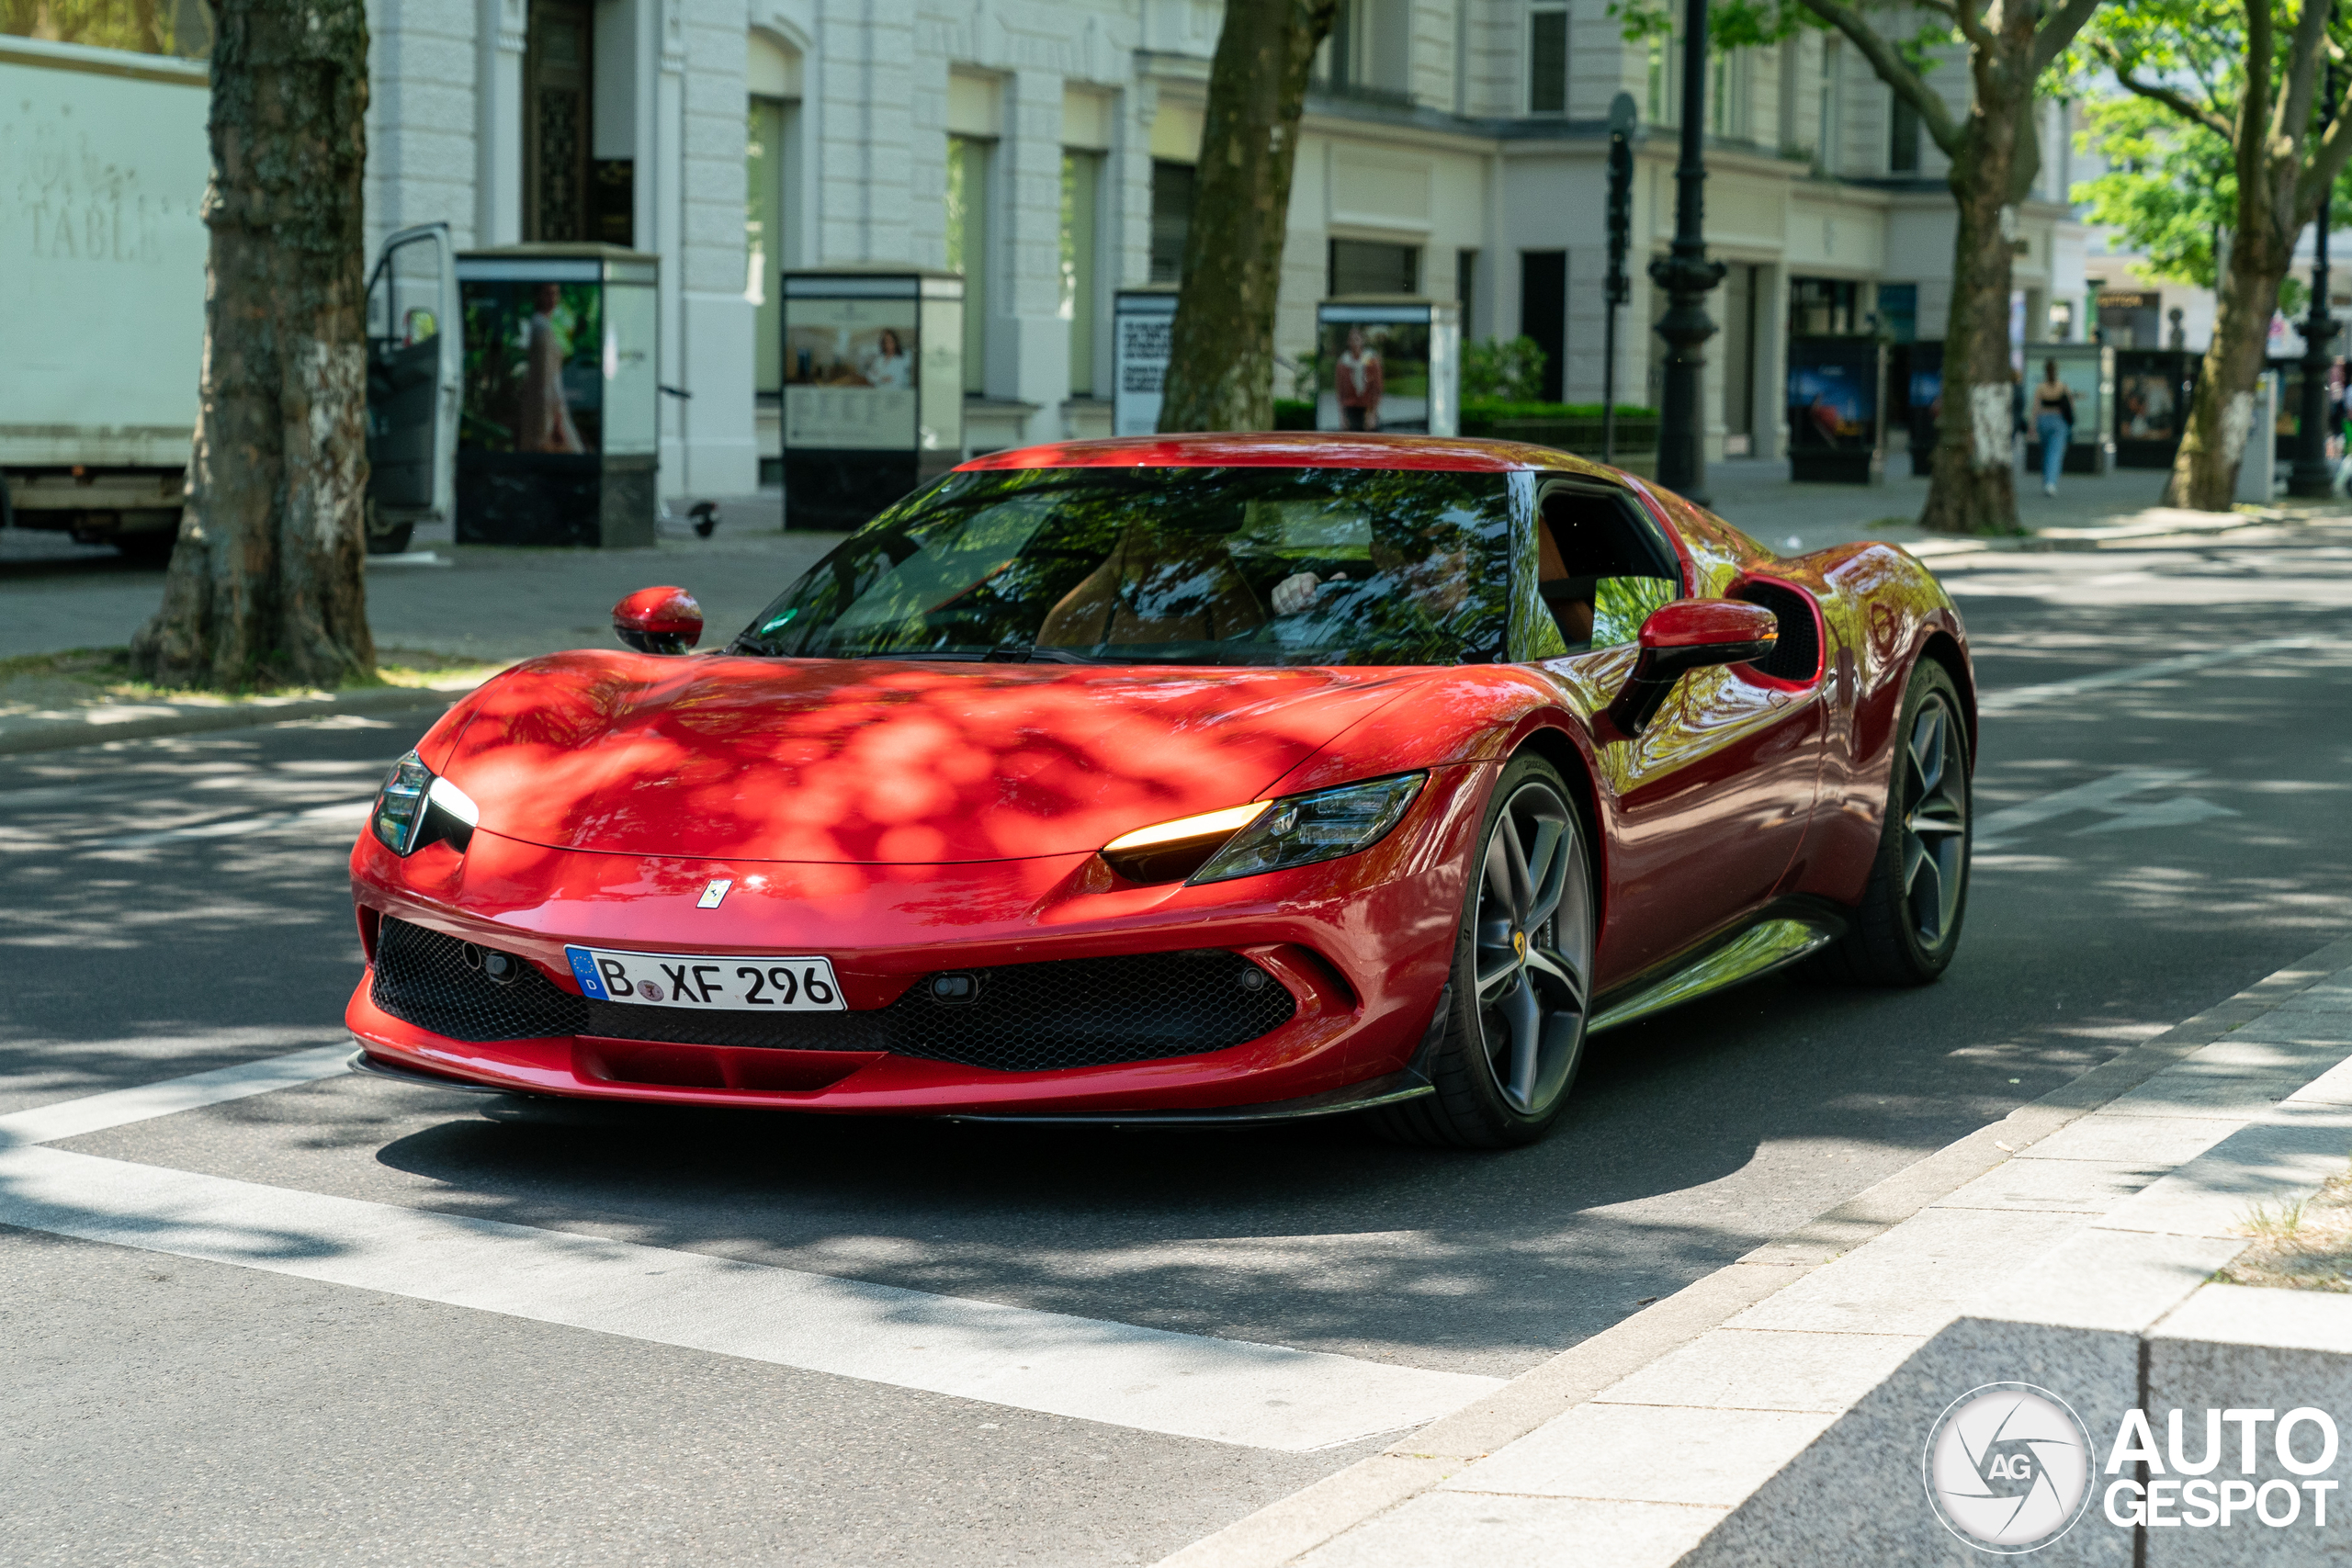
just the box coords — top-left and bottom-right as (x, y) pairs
(1, 522), (2348, 1564)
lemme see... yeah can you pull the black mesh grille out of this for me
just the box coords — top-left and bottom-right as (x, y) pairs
(1740, 581), (1823, 682)
(372, 916), (591, 1041)
(887, 949), (1295, 1072)
(370, 919), (1293, 1072)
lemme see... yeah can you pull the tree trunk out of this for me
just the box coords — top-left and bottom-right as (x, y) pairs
(1158, 0), (1336, 434)
(132, 0), (376, 691)
(1916, 22), (2042, 538)
(2167, 242), (2287, 509)
(1920, 158), (2022, 535)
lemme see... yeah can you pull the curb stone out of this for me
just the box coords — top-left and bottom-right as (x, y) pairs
(0, 679), (481, 757)
(1154, 932), (2352, 1568)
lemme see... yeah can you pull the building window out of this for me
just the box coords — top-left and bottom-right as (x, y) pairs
(1457, 249), (1479, 339)
(1709, 51), (1748, 140)
(1148, 161), (1193, 285)
(946, 135), (993, 394)
(1329, 239), (1419, 297)
(1061, 151), (1102, 397)
(1816, 36), (1841, 174)
(1790, 276), (1860, 336)
(1646, 35), (1672, 125)
(747, 96), (790, 397)
(1889, 90), (1919, 174)
(1529, 6), (1568, 115)
(1878, 282), (1918, 343)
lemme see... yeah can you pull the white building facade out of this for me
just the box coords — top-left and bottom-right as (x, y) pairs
(349, 0), (2095, 495)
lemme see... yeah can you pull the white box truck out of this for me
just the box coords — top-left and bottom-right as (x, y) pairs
(2, 33), (457, 557)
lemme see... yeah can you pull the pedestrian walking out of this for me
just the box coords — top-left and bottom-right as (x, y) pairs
(2033, 359), (2074, 496)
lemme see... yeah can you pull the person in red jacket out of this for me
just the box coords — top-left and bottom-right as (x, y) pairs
(1334, 325), (1385, 431)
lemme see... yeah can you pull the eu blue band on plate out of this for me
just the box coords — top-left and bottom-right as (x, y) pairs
(565, 946), (609, 999)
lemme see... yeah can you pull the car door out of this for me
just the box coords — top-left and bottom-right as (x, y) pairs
(364, 223), (461, 529)
(1527, 478), (1826, 989)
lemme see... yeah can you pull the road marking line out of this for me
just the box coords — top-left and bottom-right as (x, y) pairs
(0, 1050), (1501, 1451)
(0, 1044), (356, 1146)
(1976, 636), (2323, 716)
(1972, 767), (2202, 852)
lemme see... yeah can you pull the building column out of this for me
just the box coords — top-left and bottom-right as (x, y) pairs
(996, 67), (1069, 444)
(670, 0), (755, 496)
(1756, 261), (1789, 462)
(474, 0), (526, 246)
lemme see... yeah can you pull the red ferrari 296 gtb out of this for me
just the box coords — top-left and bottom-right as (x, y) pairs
(346, 434), (1973, 1147)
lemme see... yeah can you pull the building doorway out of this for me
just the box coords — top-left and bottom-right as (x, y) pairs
(1520, 251), (1566, 402)
(526, 0), (594, 243)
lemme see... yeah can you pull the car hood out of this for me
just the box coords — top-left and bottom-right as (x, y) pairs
(434, 651), (1431, 863)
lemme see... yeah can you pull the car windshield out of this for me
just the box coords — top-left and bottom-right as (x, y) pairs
(736, 466), (1517, 666)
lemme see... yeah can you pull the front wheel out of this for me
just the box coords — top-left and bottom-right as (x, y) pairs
(1814, 660), (1971, 986)
(1371, 755), (1596, 1149)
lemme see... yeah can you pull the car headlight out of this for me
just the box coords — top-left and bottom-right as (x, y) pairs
(370, 752), (480, 856)
(1100, 773), (1426, 886)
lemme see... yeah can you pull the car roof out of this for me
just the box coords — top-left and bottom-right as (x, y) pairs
(954, 432), (1628, 477)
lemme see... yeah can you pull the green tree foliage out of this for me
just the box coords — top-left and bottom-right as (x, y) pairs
(1612, 0), (2101, 535)
(2067, 0), (2352, 507)
(2, 0), (210, 58)
(2072, 100), (2234, 288)
(1462, 337), (1549, 402)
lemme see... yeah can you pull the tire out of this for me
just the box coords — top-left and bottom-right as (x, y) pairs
(1812, 660), (1972, 986)
(113, 530), (177, 564)
(366, 515), (415, 556)
(1371, 755), (1596, 1149)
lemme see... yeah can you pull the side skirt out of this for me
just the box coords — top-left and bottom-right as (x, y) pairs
(1587, 904), (1847, 1034)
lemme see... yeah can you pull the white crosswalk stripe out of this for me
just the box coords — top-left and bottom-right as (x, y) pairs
(0, 1049), (1501, 1452)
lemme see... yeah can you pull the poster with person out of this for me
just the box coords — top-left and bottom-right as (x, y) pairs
(784, 296), (921, 450)
(1316, 317), (1432, 433)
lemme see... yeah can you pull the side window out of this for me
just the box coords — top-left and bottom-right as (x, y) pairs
(1534, 480), (1681, 652)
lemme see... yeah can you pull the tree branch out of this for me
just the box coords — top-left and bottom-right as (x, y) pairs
(2272, 0), (2333, 147)
(2296, 73), (2352, 215)
(1950, 0), (1996, 56)
(2030, 0), (2103, 76)
(2103, 54), (2235, 139)
(1797, 0), (1963, 153)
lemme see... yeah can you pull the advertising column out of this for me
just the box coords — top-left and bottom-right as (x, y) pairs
(782, 270), (964, 531)
(1313, 299), (1462, 437)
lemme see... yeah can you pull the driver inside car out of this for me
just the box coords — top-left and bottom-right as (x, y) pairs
(1037, 525), (1268, 647)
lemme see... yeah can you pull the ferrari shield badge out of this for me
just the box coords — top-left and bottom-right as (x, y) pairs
(697, 878), (733, 909)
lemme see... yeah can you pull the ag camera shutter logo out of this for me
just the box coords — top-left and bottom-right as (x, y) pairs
(1923, 1382), (2095, 1553)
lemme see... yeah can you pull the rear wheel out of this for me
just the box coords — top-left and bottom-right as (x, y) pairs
(1372, 755), (1595, 1149)
(1813, 660), (1971, 986)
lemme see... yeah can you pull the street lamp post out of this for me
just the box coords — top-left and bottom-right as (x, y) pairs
(1649, 0), (1726, 502)
(2292, 64), (2340, 498)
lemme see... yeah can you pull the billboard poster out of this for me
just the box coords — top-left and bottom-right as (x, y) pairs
(459, 279), (605, 454)
(1316, 314), (1431, 433)
(1786, 341), (1879, 452)
(1113, 291), (1175, 437)
(2114, 363), (2183, 443)
(784, 295), (920, 450)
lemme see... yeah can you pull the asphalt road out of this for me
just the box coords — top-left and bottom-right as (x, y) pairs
(3, 519), (2349, 1565)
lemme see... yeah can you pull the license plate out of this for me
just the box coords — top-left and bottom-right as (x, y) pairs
(564, 946), (844, 1011)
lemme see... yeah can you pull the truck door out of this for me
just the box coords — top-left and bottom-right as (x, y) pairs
(364, 223), (460, 553)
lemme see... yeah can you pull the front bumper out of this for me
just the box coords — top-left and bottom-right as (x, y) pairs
(345, 764), (1490, 1115)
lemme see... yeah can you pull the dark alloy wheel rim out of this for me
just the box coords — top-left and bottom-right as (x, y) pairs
(1902, 693), (1969, 951)
(1472, 780), (1594, 1117)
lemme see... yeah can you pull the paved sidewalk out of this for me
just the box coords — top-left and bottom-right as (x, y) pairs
(1162, 932), (2352, 1567)
(0, 495), (844, 664)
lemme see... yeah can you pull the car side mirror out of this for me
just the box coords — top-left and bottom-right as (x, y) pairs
(1604, 599), (1779, 738)
(613, 585), (703, 654)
